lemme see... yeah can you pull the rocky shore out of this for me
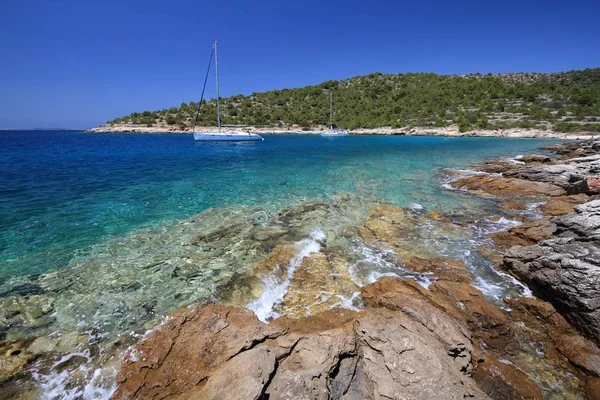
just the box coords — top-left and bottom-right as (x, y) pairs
(86, 124), (600, 139)
(2, 139), (600, 399)
(107, 140), (600, 399)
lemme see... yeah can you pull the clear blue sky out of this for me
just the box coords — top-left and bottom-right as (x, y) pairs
(1, 0), (599, 129)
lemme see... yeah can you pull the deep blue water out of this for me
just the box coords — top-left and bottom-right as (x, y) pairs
(0, 131), (560, 282)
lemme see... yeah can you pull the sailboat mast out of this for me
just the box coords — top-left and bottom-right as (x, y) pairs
(329, 90), (333, 129)
(214, 41), (221, 131)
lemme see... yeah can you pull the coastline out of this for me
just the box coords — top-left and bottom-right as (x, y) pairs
(112, 140), (600, 398)
(2, 137), (599, 399)
(86, 124), (600, 139)
(112, 139), (600, 399)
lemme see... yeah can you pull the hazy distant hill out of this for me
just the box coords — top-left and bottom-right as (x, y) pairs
(105, 68), (600, 133)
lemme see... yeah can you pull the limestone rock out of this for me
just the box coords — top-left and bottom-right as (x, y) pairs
(503, 155), (600, 195)
(450, 175), (565, 198)
(518, 154), (552, 164)
(489, 218), (557, 247)
(403, 257), (473, 283)
(539, 194), (590, 216)
(555, 200), (600, 240)
(358, 204), (407, 244)
(588, 377), (600, 400)
(113, 279), (489, 400)
(472, 352), (544, 400)
(504, 237), (600, 346)
(0, 339), (34, 383)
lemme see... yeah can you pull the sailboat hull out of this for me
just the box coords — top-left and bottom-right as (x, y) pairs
(193, 132), (263, 141)
(320, 132), (349, 137)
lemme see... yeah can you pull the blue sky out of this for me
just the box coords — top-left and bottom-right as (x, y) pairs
(1, 0), (599, 129)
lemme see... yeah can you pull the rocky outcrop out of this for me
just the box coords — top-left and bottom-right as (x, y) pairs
(542, 140), (600, 158)
(450, 175), (566, 198)
(489, 218), (557, 247)
(113, 279), (488, 400)
(539, 194), (590, 216)
(504, 201), (600, 345)
(517, 154), (552, 164)
(502, 154), (600, 195)
(555, 199), (600, 240)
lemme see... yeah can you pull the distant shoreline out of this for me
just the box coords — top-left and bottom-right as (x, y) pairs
(85, 124), (599, 140)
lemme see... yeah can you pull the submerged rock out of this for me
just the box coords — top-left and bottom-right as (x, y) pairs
(0, 339), (34, 383)
(472, 351), (544, 400)
(404, 257), (472, 283)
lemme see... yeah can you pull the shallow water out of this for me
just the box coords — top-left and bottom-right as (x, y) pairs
(0, 131), (563, 398)
(0, 131), (559, 283)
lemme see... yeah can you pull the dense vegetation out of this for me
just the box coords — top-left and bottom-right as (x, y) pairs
(107, 69), (600, 132)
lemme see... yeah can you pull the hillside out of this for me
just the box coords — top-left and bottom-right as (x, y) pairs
(101, 69), (600, 133)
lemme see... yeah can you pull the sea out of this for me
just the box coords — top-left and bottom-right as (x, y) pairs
(0, 131), (561, 398)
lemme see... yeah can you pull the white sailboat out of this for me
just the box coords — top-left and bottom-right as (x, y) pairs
(193, 41), (263, 142)
(321, 90), (349, 137)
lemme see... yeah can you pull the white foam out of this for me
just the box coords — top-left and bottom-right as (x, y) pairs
(472, 276), (506, 302)
(415, 274), (435, 289)
(508, 155), (525, 164)
(409, 203), (424, 211)
(81, 366), (118, 400)
(482, 217), (523, 233)
(525, 201), (547, 220)
(366, 271), (400, 284)
(309, 227), (326, 243)
(330, 292), (362, 312)
(32, 349), (109, 400)
(247, 228), (324, 322)
(452, 169), (503, 178)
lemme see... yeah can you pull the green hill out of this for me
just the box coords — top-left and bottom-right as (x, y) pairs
(106, 68), (600, 133)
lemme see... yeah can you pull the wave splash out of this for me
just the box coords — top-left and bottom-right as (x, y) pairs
(247, 228), (325, 323)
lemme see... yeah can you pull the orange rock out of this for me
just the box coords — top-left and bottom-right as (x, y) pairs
(0, 339), (34, 383)
(586, 176), (600, 194)
(473, 352), (544, 400)
(278, 252), (359, 317)
(404, 256), (473, 283)
(427, 210), (449, 222)
(505, 297), (600, 376)
(358, 204), (407, 244)
(254, 244), (296, 275)
(114, 281), (489, 400)
(477, 245), (505, 265)
(489, 218), (556, 247)
(450, 175), (566, 198)
(499, 201), (528, 210)
(587, 377), (600, 400)
(539, 194), (590, 216)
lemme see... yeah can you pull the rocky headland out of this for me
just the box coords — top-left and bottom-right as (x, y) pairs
(2, 139), (600, 399)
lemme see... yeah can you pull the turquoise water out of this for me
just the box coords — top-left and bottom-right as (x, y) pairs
(0, 131), (559, 284)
